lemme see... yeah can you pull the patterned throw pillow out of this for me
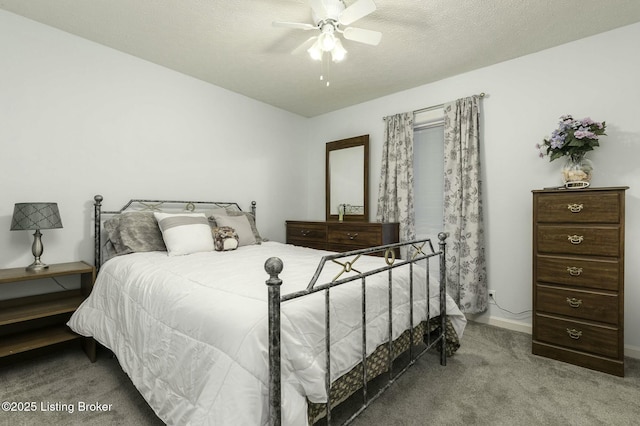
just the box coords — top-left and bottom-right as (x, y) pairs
(212, 226), (239, 251)
(103, 212), (166, 256)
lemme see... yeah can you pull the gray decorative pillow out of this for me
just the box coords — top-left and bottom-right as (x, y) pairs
(104, 215), (129, 255)
(225, 211), (262, 244)
(206, 208), (229, 228)
(119, 212), (166, 253)
(103, 212), (166, 255)
(211, 214), (256, 247)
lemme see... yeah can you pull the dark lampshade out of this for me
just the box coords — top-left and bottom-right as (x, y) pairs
(11, 203), (63, 231)
(10, 202), (63, 271)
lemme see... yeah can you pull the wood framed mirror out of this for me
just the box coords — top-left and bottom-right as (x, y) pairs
(326, 135), (369, 222)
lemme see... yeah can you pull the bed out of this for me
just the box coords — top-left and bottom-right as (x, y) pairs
(68, 196), (466, 425)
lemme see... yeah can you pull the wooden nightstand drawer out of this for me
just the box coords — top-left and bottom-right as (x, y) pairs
(536, 225), (620, 257)
(535, 314), (619, 359)
(535, 255), (619, 291)
(535, 192), (621, 223)
(535, 284), (618, 325)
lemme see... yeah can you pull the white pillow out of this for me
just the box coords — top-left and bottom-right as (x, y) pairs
(211, 214), (256, 247)
(154, 212), (214, 256)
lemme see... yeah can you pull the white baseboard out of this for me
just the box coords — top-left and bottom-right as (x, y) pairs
(625, 344), (640, 360)
(467, 313), (640, 360)
(467, 313), (532, 335)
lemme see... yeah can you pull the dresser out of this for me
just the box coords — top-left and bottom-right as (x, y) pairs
(286, 221), (399, 254)
(532, 186), (627, 376)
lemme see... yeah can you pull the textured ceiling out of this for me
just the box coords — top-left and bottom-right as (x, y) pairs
(2, 0), (640, 117)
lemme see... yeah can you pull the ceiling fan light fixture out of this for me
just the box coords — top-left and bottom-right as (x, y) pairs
(320, 31), (336, 52)
(331, 39), (347, 62)
(307, 39), (323, 61)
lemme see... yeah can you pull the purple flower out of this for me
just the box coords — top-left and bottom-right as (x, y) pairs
(574, 130), (597, 139)
(539, 115), (606, 162)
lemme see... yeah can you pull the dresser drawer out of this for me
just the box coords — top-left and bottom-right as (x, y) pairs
(536, 284), (618, 324)
(535, 314), (619, 359)
(535, 255), (619, 291)
(535, 192), (621, 223)
(328, 226), (381, 248)
(286, 223), (327, 246)
(536, 225), (620, 257)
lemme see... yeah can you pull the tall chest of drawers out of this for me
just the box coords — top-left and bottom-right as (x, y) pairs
(532, 186), (627, 376)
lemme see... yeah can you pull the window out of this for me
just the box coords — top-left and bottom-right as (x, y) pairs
(413, 108), (444, 240)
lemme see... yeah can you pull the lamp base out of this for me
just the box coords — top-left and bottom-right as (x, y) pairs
(26, 229), (49, 272)
(26, 259), (49, 272)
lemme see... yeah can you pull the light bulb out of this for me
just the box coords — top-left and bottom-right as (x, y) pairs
(307, 39), (323, 61)
(331, 39), (347, 62)
(320, 33), (336, 51)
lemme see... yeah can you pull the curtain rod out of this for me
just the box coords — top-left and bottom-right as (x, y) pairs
(412, 92), (486, 116)
(382, 92), (486, 121)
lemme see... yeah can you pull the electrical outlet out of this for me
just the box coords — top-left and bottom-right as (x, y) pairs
(488, 289), (496, 303)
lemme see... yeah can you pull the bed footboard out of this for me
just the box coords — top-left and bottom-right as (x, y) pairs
(265, 234), (449, 426)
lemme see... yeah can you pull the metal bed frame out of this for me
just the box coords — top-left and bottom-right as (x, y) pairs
(265, 235), (448, 425)
(91, 195), (448, 425)
(92, 194), (255, 271)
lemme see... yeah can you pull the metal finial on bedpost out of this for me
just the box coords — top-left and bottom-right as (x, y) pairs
(265, 257), (283, 426)
(251, 201), (257, 220)
(94, 195), (103, 272)
(438, 232), (448, 367)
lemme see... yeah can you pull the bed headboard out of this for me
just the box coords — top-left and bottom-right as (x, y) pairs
(93, 195), (256, 271)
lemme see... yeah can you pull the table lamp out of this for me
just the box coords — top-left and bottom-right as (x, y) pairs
(10, 202), (63, 271)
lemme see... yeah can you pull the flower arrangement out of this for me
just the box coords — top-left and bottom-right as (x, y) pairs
(537, 115), (606, 161)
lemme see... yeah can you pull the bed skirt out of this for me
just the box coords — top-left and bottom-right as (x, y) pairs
(308, 315), (460, 423)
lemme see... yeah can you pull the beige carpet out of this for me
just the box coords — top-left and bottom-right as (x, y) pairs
(1, 321), (638, 425)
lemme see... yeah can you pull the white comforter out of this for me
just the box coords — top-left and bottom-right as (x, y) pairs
(68, 241), (466, 425)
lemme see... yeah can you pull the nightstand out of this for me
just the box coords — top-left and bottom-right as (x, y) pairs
(0, 261), (96, 363)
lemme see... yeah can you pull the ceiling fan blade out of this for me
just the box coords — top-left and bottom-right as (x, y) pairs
(273, 21), (317, 30)
(291, 36), (318, 55)
(339, 0), (377, 25)
(309, 0), (328, 19)
(342, 27), (382, 46)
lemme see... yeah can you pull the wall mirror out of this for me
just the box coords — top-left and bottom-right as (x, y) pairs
(326, 135), (369, 222)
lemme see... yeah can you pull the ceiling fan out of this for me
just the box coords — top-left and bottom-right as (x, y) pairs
(273, 0), (382, 63)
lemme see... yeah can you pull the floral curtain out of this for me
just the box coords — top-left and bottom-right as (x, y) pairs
(376, 112), (415, 258)
(443, 96), (487, 313)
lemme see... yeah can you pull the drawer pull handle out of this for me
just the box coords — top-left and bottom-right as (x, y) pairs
(567, 235), (584, 245)
(566, 328), (583, 340)
(566, 297), (583, 308)
(347, 232), (359, 240)
(300, 230), (310, 236)
(566, 266), (583, 276)
(567, 203), (584, 213)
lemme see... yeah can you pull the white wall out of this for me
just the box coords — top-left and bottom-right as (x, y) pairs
(305, 23), (640, 355)
(2, 10), (639, 356)
(0, 10), (308, 269)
